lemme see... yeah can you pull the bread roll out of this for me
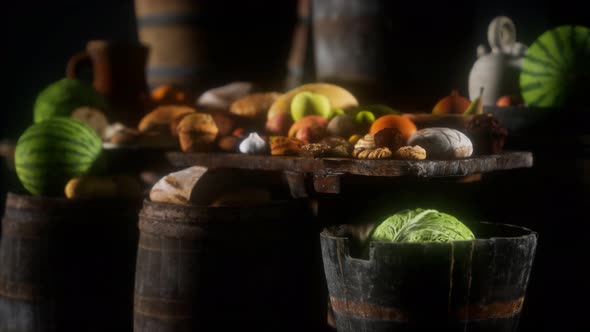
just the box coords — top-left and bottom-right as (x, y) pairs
(407, 128), (473, 159)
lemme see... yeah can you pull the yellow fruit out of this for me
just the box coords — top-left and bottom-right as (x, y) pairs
(266, 83), (359, 121)
(65, 176), (117, 199)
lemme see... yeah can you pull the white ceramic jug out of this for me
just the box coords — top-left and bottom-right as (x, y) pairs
(468, 16), (528, 106)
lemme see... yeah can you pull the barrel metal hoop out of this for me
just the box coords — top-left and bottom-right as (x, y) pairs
(329, 296), (409, 322)
(454, 296), (525, 320)
(134, 294), (194, 321)
(330, 296), (525, 322)
(138, 217), (206, 240)
(0, 278), (43, 302)
(136, 13), (207, 27)
(1, 218), (52, 238)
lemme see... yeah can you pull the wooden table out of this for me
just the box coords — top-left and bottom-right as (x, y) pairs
(167, 151), (533, 197)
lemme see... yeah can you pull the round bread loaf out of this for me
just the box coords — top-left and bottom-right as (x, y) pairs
(407, 127), (473, 159)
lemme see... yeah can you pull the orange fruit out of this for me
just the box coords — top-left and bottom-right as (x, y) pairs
(369, 114), (417, 141)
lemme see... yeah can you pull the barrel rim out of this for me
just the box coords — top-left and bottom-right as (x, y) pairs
(5, 191), (144, 207)
(321, 221), (537, 244)
(141, 197), (308, 212)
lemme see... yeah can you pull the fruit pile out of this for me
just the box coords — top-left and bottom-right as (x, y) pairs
(14, 73), (513, 198)
(123, 81), (508, 162)
(14, 78), (144, 197)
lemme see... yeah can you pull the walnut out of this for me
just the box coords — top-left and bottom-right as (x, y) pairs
(394, 145), (427, 160)
(352, 147), (392, 159)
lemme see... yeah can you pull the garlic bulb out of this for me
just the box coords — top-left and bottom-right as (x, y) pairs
(239, 133), (268, 154)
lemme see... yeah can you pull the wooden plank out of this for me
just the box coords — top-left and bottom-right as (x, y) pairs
(313, 174), (342, 194)
(284, 171), (308, 198)
(166, 151), (533, 178)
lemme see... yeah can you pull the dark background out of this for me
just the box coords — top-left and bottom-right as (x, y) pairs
(1, 0), (589, 331)
(2, 0), (589, 139)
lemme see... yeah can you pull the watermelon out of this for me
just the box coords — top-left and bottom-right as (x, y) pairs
(520, 25), (590, 108)
(15, 117), (102, 196)
(34, 78), (109, 123)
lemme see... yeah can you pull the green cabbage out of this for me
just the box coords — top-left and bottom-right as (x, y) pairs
(370, 208), (475, 243)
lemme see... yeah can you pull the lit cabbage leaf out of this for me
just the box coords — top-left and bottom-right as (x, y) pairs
(370, 208), (475, 243)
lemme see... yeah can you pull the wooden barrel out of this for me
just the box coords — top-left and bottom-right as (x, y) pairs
(321, 222), (537, 332)
(134, 0), (298, 92)
(0, 192), (141, 332)
(312, 0), (393, 102)
(134, 198), (326, 331)
(134, 0), (212, 90)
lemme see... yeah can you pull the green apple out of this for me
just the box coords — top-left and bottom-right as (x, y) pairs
(355, 110), (376, 126)
(290, 91), (332, 121)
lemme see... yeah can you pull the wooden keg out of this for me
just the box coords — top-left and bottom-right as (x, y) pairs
(321, 222), (538, 332)
(0, 193), (141, 332)
(134, 198), (326, 332)
(312, 0), (393, 102)
(134, 0), (212, 90)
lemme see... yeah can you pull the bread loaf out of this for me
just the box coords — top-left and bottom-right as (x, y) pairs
(407, 128), (473, 159)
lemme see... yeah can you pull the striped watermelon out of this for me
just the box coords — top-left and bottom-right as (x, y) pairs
(520, 25), (590, 108)
(15, 117), (102, 196)
(34, 78), (109, 123)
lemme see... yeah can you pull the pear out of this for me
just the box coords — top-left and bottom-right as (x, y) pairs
(464, 87), (484, 115)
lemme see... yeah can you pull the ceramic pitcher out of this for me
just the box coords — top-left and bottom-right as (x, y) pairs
(66, 40), (150, 127)
(468, 16), (528, 106)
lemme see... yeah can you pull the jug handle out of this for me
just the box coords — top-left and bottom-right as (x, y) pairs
(66, 51), (91, 79)
(487, 16), (516, 54)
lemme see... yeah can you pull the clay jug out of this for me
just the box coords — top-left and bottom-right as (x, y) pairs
(468, 17), (528, 106)
(66, 40), (150, 127)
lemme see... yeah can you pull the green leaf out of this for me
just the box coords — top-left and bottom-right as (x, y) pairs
(370, 208), (475, 243)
